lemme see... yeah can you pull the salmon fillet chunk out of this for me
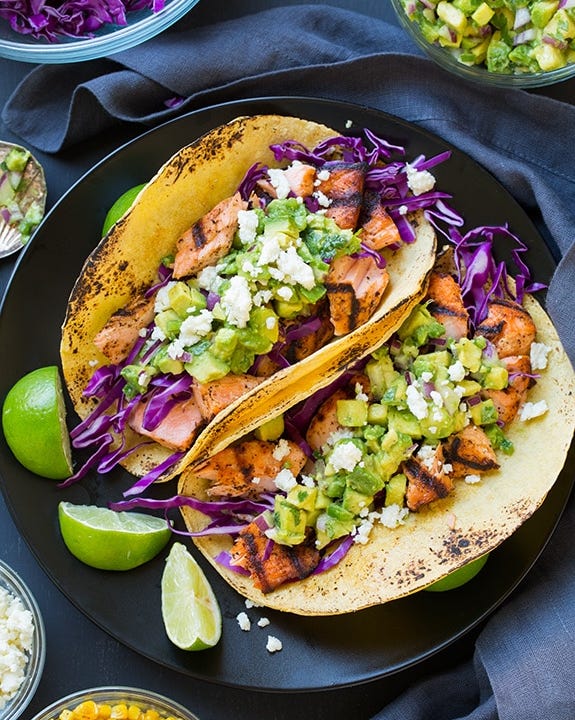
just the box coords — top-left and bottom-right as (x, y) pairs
(427, 272), (469, 340)
(93, 293), (155, 364)
(173, 192), (247, 279)
(192, 374), (263, 422)
(316, 161), (367, 230)
(128, 395), (204, 451)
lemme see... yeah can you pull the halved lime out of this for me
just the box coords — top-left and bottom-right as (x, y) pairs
(424, 553), (490, 592)
(58, 502), (171, 571)
(2, 365), (73, 480)
(101, 183), (147, 237)
(161, 542), (222, 651)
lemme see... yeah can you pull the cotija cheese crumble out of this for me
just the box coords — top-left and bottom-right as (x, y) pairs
(0, 586), (35, 709)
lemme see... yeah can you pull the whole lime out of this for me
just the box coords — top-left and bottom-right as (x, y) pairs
(101, 183), (147, 236)
(58, 502), (172, 571)
(2, 366), (73, 480)
(425, 553), (490, 592)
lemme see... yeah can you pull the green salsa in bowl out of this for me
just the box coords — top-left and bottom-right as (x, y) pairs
(391, 0), (575, 88)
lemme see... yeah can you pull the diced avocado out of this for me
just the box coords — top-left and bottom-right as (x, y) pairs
(274, 299), (304, 319)
(452, 0), (482, 15)
(469, 398), (499, 426)
(254, 414), (285, 442)
(413, 349), (451, 376)
(185, 351), (229, 383)
(457, 379), (483, 396)
(533, 42), (567, 71)
(437, 1), (468, 33)
(482, 364), (508, 390)
(531, 1), (559, 29)
(152, 346), (185, 375)
(167, 282), (195, 319)
(486, 30), (512, 74)
(366, 351), (398, 401)
(367, 403), (388, 425)
(455, 338), (483, 372)
(272, 497), (307, 546)
(385, 473), (407, 507)
(155, 309), (182, 340)
(120, 363), (157, 397)
(397, 304), (445, 347)
(337, 399), (368, 428)
(544, 8), (575, 41)
(471, 2), (494, 26)
(381, 375), (408, 406)
(420, 406), (466, 440)
(342, 487), (371, 515)
(211, 327), (239, 362)
(326, 502), (355, 522)
(315, 510), (354, 550)
(324, 474), (347, 499)
(228, 344), (256, 375)
(286, 484), (318, 512)
(247, 306), (279, 347)
(387, 407), (423, 439)
(346, 464), (384, 496)
(372, 429), (414, 483)
(3, 146), (29, 173)
(484, 423), (514, 455)
(314, 490), (331, 510)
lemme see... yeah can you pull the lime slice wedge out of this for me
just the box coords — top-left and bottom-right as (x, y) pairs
(161, 542), (222, 651)
(102, 183), (147, 237)
(58, 502), (171, 571)
(2, 366), (73, 480)
(424, 552), (490, 592)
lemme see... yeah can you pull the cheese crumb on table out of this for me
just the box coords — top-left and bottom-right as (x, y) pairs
(0, 586), (35, 709)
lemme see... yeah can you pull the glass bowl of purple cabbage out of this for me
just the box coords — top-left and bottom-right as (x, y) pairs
(391, 0), (575, 88)
(0, 0), (200, 63)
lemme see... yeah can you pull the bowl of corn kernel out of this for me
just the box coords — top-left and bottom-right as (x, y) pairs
(29, 687), (199, 720)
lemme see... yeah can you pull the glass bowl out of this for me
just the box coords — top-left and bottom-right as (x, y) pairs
(30, 687), (200, 720)
(391, 0), (575, 89)
(0, 0), (200, 64)
(0, 560), (46, 720)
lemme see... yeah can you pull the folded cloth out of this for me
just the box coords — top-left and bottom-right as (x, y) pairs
(4, 6), (575, 718)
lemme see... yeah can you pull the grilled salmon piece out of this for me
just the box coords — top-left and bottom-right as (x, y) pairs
(256, 162), (317, 200)
(427, 272), (469, 340)
(404, 445), (453, 511)
(173, 192), (247, 279)
(475, 297), (536, 358)
(358, 191), (401, 250)
(443, 425), (499, 478)
(192, 374), (263, 422)
(305, 388), (348, 454)
(231, 521), (320, 594)
(325, 254), (389, 336)
(93, 293), (155, 364)
(316, 161), (367, 230)
(192, 439), (308, 500)
(283, 311), (335, 364)
(128, 395), (203, 451)
(482, 354), (532, 425)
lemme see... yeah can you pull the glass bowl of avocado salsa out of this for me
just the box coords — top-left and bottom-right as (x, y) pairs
(391, 0), (575, 88)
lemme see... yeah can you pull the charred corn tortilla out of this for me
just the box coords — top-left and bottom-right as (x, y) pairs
(60, 114), (437, 481)
(178, 291), (575, 615)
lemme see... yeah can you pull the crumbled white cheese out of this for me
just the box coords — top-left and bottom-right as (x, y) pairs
(314, 190), (332, 208)
(272, 438), (291, 462)
(326, 428), (354, 447)
(276, 246), (316, 290)
(267, 168), (291, 199)
(178, 309), (213, 345)
(276, 286), (294, 301)
(301, 474), (315, 488)
(150, 325), (167, 342)
(519, 400), (549, 422)
(257, 617), (271, 628)
(266, 635), (283, 653)
(378, 504), (409, 529)
(266, 316), (277, 331)
(406, 384), (428, 420)
(421, 371), (433, 383)
(405, 163), (436, 196)
(317, 169), (331, 182)
(258, 234), (282, 265)
(448, 360), (466, 382)
(236, 612), (251, 631)
(328, 441), (363, 473)
(274, 469), (298, 493)
(237, 209), (260, 244)
(399, 204), (408, 215)
(244, 599), (262, 609)
(251, 477), (261, 485)
(221, 275), (253, 328)
(253, 289), (273, 307)
(530, 342), (551, 371)
(197, 265), (222, 293)
(154, 281), (178, 313)
(464, 474), (482, 484)
(354, 382), (369, 402)
(0, 587), (34, 709)
(353, 516), (374, 545)
(430, 390), (444, 408)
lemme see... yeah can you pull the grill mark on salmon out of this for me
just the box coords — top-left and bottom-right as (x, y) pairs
(191, 438), (308, 499)
(173, 192), (247, 279)
(326, 254), (389, 336)
(358, 191), (402, 250)
(404, 446), (453, 511)
(93, 293), (155, 364)
(475, 297), (536, 358)
(231, 521), (320, 594)
(443, 425), (500, 478)
(427, 272), (469, 340)
(317, 161), (367, 230)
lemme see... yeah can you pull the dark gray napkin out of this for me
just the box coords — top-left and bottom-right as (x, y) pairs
(4, 6), (575, 719)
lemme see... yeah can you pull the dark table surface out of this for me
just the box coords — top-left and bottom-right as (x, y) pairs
(1, 3), (574, 719)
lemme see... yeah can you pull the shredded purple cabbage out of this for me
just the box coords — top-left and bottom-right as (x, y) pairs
(0, 0), (166, 42)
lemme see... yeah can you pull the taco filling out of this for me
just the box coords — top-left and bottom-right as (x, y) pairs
(61, 116), (442, 489)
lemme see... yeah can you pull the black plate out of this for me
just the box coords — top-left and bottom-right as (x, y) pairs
(0, 97), (572, 692)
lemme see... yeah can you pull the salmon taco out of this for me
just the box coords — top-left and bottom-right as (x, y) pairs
(117, 225), (575, 615)
(60, 114), (443, 490)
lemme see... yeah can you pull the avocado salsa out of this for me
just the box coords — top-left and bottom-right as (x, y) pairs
(269, 302), (514, 551)
(121, 198), (360, 398)
(399, 0), (575, 74)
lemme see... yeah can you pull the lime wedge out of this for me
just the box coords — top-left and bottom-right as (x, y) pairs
(2, 365), (73, 480)
(102, 183), (147, 237)
(424, 553), (490, 592)
(161, 542), (222, 651)
(58, 502), (171, 571)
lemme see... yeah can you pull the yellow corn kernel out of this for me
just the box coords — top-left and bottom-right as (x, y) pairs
(127, 705), (142, 720)
(98, 705), (113, 720)
(110, 704), (129, 720)
(59, 711), (74, 720)
(143, 711), (160, 720)
(73, 701), (100, 720)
